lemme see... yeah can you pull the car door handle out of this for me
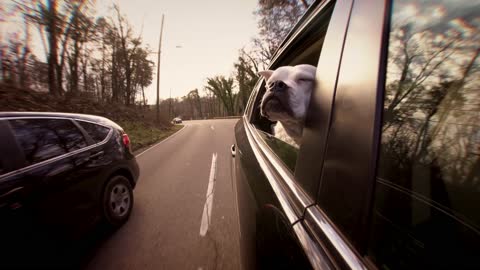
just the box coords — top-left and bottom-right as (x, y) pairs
(80, 151), (104, 164)
(0, 186), (24, 200)
(231, 144), (236, 157)
(0, 186), (24, 209)
(89, 151), (104, 159)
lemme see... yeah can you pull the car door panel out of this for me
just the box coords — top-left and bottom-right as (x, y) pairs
(299, 0), (389, 268)
(27, 156), (78, 231)
(234, 0), (360, 268)
(235, 117), (312, 269)
(233, 119), (259, 270)
(315, 0), (388, 251)
(295, 0), (353, 199)
(66, 144), (110, 227)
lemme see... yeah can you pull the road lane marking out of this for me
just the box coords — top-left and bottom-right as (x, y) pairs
(135, 125), (187, 158)
(200, 153), (217, 237)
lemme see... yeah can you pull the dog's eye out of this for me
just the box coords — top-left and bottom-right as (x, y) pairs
(298, 78), (312, 83)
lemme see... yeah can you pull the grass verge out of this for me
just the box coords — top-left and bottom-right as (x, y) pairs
(119, 121), (184, 152)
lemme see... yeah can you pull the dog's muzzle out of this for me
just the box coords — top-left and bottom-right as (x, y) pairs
(260, 80), (293, 119)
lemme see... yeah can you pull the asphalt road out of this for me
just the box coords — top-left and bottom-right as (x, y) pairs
(86, 119), (241, 270)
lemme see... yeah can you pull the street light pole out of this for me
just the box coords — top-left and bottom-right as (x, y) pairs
(169, 88), (172, 119)
(156, 14), (164, 123)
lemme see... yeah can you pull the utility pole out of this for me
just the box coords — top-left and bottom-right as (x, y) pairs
(156, 14), (164, 123)
(169, 88), (172, 119)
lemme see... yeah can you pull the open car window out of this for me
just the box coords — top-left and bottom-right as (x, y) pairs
(249, 1), (335, 174)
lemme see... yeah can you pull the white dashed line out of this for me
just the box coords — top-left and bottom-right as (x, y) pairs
(200, 153), (217, 237)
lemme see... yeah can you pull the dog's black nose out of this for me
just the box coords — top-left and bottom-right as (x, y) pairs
(272, 81), (287, 92)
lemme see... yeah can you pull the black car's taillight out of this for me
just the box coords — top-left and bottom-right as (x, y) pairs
(122, 133), (131, 150)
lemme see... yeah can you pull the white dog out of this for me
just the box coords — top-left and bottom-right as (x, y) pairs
(259, 64), (316, 147)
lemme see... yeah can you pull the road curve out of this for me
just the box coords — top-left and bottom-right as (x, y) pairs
(86, 119), (241, 270)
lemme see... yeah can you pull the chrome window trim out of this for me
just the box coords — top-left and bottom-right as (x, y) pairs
(244, 79), (262, 119)
(247, 122), (313, 211)
(243, 116), (300, 224)
(0, 116), (112, 130)
(73, 118), (113, 129)
(75, 119), (113, 142)
(306, 206), (367, 270)
(293, 222), (333, 270)
(0, 117), (113, 180)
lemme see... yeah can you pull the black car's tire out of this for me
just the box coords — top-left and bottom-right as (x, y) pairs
(102, 175), (133, 227)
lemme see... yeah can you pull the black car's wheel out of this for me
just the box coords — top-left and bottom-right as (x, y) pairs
(102, 175), (133, 227)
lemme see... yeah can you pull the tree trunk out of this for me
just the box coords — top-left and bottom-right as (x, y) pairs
(142, 85), (146, 106)
(82, 41), (88, 93)
(19, 15), (30, 89)
(111, 40), (118, 102)
(71, 38), (79, 94)
(47, 0), (58, 96)
(101, 33), (106, 101)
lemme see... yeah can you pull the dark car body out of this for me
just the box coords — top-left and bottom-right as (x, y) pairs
(233, 0), (480, 269)
(0, 112), (139, 267)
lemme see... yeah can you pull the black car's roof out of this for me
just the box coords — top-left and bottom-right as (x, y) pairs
(0, 112), (123, 130)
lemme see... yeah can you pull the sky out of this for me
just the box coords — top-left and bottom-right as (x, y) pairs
(100, 0), (260, 102)
(1, 0), (260, 102)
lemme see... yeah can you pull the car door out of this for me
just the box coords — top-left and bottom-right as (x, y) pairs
(363, 0), (480, 269)
(0, 117), (83, 267)
(233, 0), (352, 268)
(6, 118), (91, 234)
(302, 0), (480, 269)
(68, 119), (114, 227)
(298, 1), (388, 268)
(0, 120), (33, 266)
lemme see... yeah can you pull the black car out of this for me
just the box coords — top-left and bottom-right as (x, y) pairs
(233, 0), (479, 269)
(0, 112), (139, 268)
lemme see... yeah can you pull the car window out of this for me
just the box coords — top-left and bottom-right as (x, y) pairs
(9, 119), (87, 166)
(250, 2), (335, 174)
(77, 121), (110, 143)
(368, 0), (480, 269)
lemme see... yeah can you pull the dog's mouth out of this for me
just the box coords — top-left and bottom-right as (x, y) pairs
(260, 92), (293, 120)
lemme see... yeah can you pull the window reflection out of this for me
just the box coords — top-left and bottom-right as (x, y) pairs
(256, 130), (298, 172)
(78, 121), (110, 143)
(369, 0), (480, 269)
(10, 119), (87, 165)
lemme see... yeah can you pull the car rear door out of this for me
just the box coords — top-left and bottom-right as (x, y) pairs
(302, 0), (480, 269)
(0, 117), (80, 267)
(300, 1), (389, 268)
(6, 118), (91, 233)
(69, 119), (114, 225)
(233, 0), (353, 268)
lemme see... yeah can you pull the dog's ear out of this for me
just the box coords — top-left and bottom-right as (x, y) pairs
(258, 70), (274, 81)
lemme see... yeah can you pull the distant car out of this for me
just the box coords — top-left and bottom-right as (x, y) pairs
(233, 0), (480, 269)
(0, 112), (139, 268)
(172, 117), (182, 124)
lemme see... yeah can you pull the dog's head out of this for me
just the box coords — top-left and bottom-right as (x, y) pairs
(259, 64), (316, 123)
